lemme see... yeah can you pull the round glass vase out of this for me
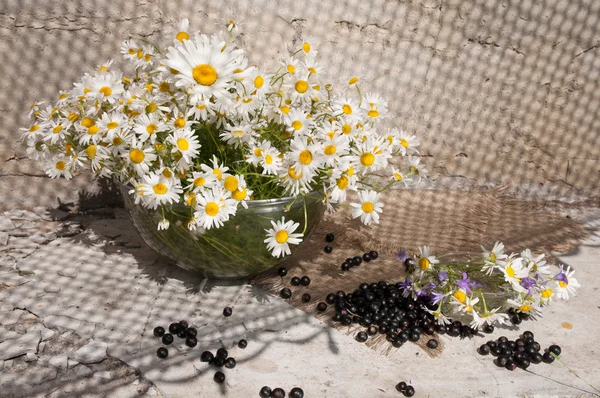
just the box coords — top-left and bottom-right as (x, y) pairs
(119, 184), (325, 280)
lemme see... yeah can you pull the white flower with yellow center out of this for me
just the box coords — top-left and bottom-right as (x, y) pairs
(289, 136), (324, 178)
(304, 53), (324, 77)
(138, 173), (183, 209)
(332, 96), (363, 124)
(260, 146), (283, 176)
(107, 128), (132, 156)
(80, 143), (108, 173)
(407, 155), (428, 183)
(134, 114), (165, 144)
(264, 217), (304, 258)
(163, 32), (243, 102)
(244, 66), (272, 98)
(521, 249), (551, 276)
(220, 123), (253, 148)
(329, 171), (355, 204)
(200, 155), (231, 182)
(185, 170), (217, 193)
(451, 295), (480, 315)
(362, 92), (388, 121)
(230, 175), (253, 209)
(246, 140), (272, 166)
(426, 309), (452, 325)
(129, 44), (156, 70)
(174, 18), (190, 43)
(166, 114), (189, 131)
(121, 39), (142, 62)
(193, 187), (237, 230)
(507, 296), (542, 318)
(284, 74), (317, 105)
(285, 108), (313, 136)
(299, 37), (319, 57)
(390, 167), (407, 186)
(349, 137), (390, 175)
(481, 241), (508, 275)
(281, 56), (301, 77)
(320, 131), (350, 167)
(186, 97), (212, 121)
(411, 246), (440, 273)
(98, 111), (126, 137)
(88, 73), (124, 103)
(279, 165), (313, 196)
(124, 140), (157, 176)
(553, 265), (580, 300)
(350, 190), (383, 225)
(42, 120), (68, 145)
(77, 117), (103, 146)
(501, 257), (530, 291)
(168, 127), (200, 164)
(470, 308), (508, 329)
(45, 157), (73, 179)
(397, 131), (420, 156)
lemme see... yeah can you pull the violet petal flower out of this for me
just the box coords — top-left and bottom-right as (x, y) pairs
(438, 270), (449, 281)
(456, 272), (472, 294)
(395, 249), (408, 262)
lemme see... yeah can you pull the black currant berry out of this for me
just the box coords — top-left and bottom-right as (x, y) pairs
(153, 326), (165, 337)
(369, 251), (379, 260)
(300, 276), (311, 286)
(161, 333), (174, 345)
(168, 323), (181, 335)
(260, 386), (272, 398)
(505, 359), (518, 371)
(353, 256), (363, 266)
(426, 339), (438, 349)
(278, 267), (288, 277)
(326, 293), (337, 304)
(362, 252), (372, 262)
(356, 331), (368, 343)
(522, 331), (534, 340)
(542, 352), (555, 363)
(216, 348), (228, 359)
(341, 262), (350, 271)
(478, 344), (491, 355)
(482, 324), (494, 334)
(404, 385), (415, 397)
(510, 315), (522, 325)
(157, 347), (168, 359)
(213, 371), (225, 383)
(186, 327), (197, 338)
(238, 339), (248, 349)
(179, 320), (189, 329)
(325, 232), (335, 242)
(409, 332), (420, 342)
(324, 245), (333, 253)
(225, 357), (236, 369)
(280, 288), (292, 299)
(396, 381), (407, 392)
(185, 336), (197, 347)
(212, 356), (225, 367)
(530, 353), (543, 364)
(301, 293), (311, 303)
(495, 355), (509, 367)
(178, 330), (187, 339)
(272, 388), (286, 398)
(290, 277), (301, 286)
(548, 345), (561, 356)
(435, 324), (447, 335)
(289, 387), (304, 398)
(223, 307), (233, 317)
(519, 358), (531, 369)
(317, 302), (327, 312)
(200, 351), (214, 363)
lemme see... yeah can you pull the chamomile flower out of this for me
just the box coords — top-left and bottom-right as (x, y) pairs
(332, 96), (363, 124)
(329, 172), (354, 204)
(264, 217), (304, 258)
(470, 308), (508, 329)
(82, 144), (109, 173)
(260, 146), (283, 175)
(88, 73), (124, 103)
(350, 190), (383, 225)
(230, 175), (253, 209)
(412, 246), (439, 272)
(201, 155), (230, 182)
(321, 131), (350, 167)
(134, 114), (165, 144)
(282, 56), (301, 76)
(507, 296), (542, 318)
(168, 127), (201, 163)
(185, 170), (217, 192)
(43, 120), (68, 145)
(299, 37), (319, 56)
(220, 123), (253, 147)
(244, 67), (272, 98)
(391, 167), (407, 185)
(138, 173), (183, 209)
(158, 219), (170, 231)
(284, 74), (317, 105)
(174, 18), (190, 42)
(451, 295), (479, 315)
(289, 136), (324, 178)
(407, 155), (428, 183)
(521, 249), (551, 276)
(279, 165), (313, 196)
(481, 241), (508, 275)
(186, 98), (212, 121)
(553, 265), (580, 300)
(397, 131), (420, 156)
(46, 157), (73, 179)
(362, 92), (388, 120)
(125, 140), (157, 176)
(350, 136), (389, 174)
(98, 111), (126, 137)
(501, 257), (530, 291)
(193, 187), (237, 230)
(121, 39), (142, 62)
(285, 108), (313, 136)
(427, 309), (452, 325)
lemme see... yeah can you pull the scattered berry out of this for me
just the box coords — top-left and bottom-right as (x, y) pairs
(301, 293), (311, 303)
(403, 385), (415, 397)
(542, 352), (555, 363)
(426, 339), (438, 349)
(225, 357), (237, 369)
(216, 348), (228, 359)
(186, 327), (197, 338)
(280, 288), (292, 299)
(548, 345), (561, 356)
(362, 252), (372, 262)
(317, 302), (328, 312)
(213, 356), (225, 367)
(356, 331), (368, 343)
(341, 262), (350, 271)
(324, 245), (333, 253)
(272, 388), (286, 398)
(200, 351), (214, 363)
(223, 307), (233, 317)
(300, 276), (311, 286)
(213, 371), (225, 383)
(238, 339), (248, 349)
(179, 320), (188, 329)
(161, 334), (174, 345)
(478, 344), (491, 355)
(482, 324), (494, 334)
(325, 232), (335, 242)
(259, 386), (272, 398)
(278, 267), (288, 277)
(326, 293), (337, 304)
(290, 277), (301, 286)
(153, 326), (165, 337)
(353, 256), (363, 266)
(369, 250), (379, 260)
(289, 387), (304, 398)
(395, 381), (407, 392)
(157, 347), (168, 359)
(168, 323), (181, 335)
(185, 336), (197, 347)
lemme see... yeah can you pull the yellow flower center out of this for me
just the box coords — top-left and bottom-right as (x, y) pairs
(159, 82), (170, 92)
(233, 130), (243, 137)
(169, 67), (179, 75)
(137, 48), (143, 59)
(360, 153), (375, 166)
(368, 109), (379, 118)
(324, 145), (336, 156)
(153, 183), (167, 195)
(145, 84), (154, 92)
(205, 202), (219, 216)
(299, 149), (312, 165)
(223, 176), (239, 192)
(176, 31), (189, 42)
(129, 149), (145, 164)
(519, 305), (532, 312)
(82, 117), (95, 128)
(112, 137), (123, 146)
(336, 176), (348, 190)
(453, 290), (466, 303)
(213, 168), (223, 180)
(177, 138), (189, 151)
(106, 121), (118, 130)
(254, 148), (263, 157)
(292, 120), (303, 131)
(541, 289), (553, 298)
(254, 76), (264, 88)
(55, 161), (66, 171)
(88, 125), (100, 135)
(265, 154), (273, 165)
(85, 145), (97, 159)
(295, 80), (308, 93)
(348, 77), (359, 85)
(275, 230), (289, 244)
(146, 124), (157, 134)
(174, 118), (186, 128)
(400, 138), (409, 148)
(99, 86), (112, 97)
(342, 104), (352, 114)
(162, 169), (173, 179)
(558, 281), (568, 288)
(342, 124), (352, 134)
(52, 125), (63, 134)
(394, 173), (403, 181)
(302, 42), (311, 53)
(280, 105), (291, 115)
(192, 64), (218, 86)
(288, 167), (302, 180)
(232, 188), (247, 201)
(287, 64), (295, 74)
(506, 266), (515, 278)
(419, 258), (430, 270)
(146, 102), (158, 113)
(361, 201), (374, 213)
(185, 192), (197, 206)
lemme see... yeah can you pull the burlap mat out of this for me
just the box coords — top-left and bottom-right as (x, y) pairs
(252, 189), (592, 356)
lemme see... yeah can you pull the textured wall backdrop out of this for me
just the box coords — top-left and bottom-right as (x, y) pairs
(1, 0), (599, 211)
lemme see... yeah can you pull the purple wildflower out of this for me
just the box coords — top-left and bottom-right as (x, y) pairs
(456, 272), (472, 294)
(430, 291), (445, 305)
(520, 278), (536, 289)
(554, 265), (568, 285)
(395, 249), (408, 262)
(438, 270), (449, 281)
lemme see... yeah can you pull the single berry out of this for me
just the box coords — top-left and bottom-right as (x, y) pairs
(530, 353), (543, 364)
(353, 256), (363, 266)
(168, 323), (181, 335)
(223, 306), (233, 317)
(482, 324), (494, 334)
(186, 327), (197, 338)
(157, 347), (168, 359)
(200, 351), (214, 363)
(426, 339), (438, 349)
(548, 345), (561, 356)
(225, 357), (236, 369)
(522, 331), (534, 340)
(216, 348), (228, 359)
(409, 332), (420, 342)
(403, 385), (415, 397)
(497, 336), (508, 343)
(367, 325), (378, 335)
(505, 360), (518, 371)
(395, 381), (407, 392)
(178, 330), (187, 339)
(238, 339), (248, 349)
(179, 320), (188, 329)
(317, 302), (327, 312)
(289, 387), (304, 398)
(161, 333), (174, 345)
(259, 386), (272, 398)
(325, 232), (335, 242)
(213, 371), (225, 383)
(356, 331), (368, 343)
(153, 326), (165, 337)
(280, 288), (292, 299)
(278, 267), (288, 277)
(542, 352), (555, 363)
(324, 245), (333, 253)
(491, 347), (502, 357)
(272, 388), (286, 398)
(290, 277), (301, 286)
(478, 344), (491, 355)
(369, 250), (379, 260)
(300, 276), (311, 286)
(435, 324), (447, 335)
(362, 252), (372, 262)
(326, 293), (337, 304)
(341, 262), (350, 271)
(510, 314), (522, 325)
(519, 358), (531, 369)
(213, 356), (225, 367)
(301, 293), (311, 303)
(496, 355), (509, 367)
(185, 336), (197, 347)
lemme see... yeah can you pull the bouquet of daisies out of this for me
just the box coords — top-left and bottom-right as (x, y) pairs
(21, 18), (426, 259)
(400, 243), (581, 329)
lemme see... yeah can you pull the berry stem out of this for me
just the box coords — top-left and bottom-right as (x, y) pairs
(550, 353), (600, 394)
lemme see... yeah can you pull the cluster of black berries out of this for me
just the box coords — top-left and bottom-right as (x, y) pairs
(319, 281), (480, 347)
(341, 251), (379, 271)
(324, 232), (335, 253)
(153, 320), (198, 358)
(200, 339), (248, 383)
(278, 267), (311, 300)
(507, 307), (530, 325)
(478, 331), (561, 371)
(260, 386), (304, 398)
(395, 381), (416, 397)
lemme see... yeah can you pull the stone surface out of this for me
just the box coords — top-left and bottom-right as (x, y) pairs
(43, 315), (82, 333)
(71, 341), (108, 364)
(48, 355), (68, 372)
(0, 331), (40, 360)
(0, 217), (15, 231)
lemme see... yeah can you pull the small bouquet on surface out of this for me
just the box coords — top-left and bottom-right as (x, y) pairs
(21, 18), (427, 261)
(401, 242), (580, 329)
